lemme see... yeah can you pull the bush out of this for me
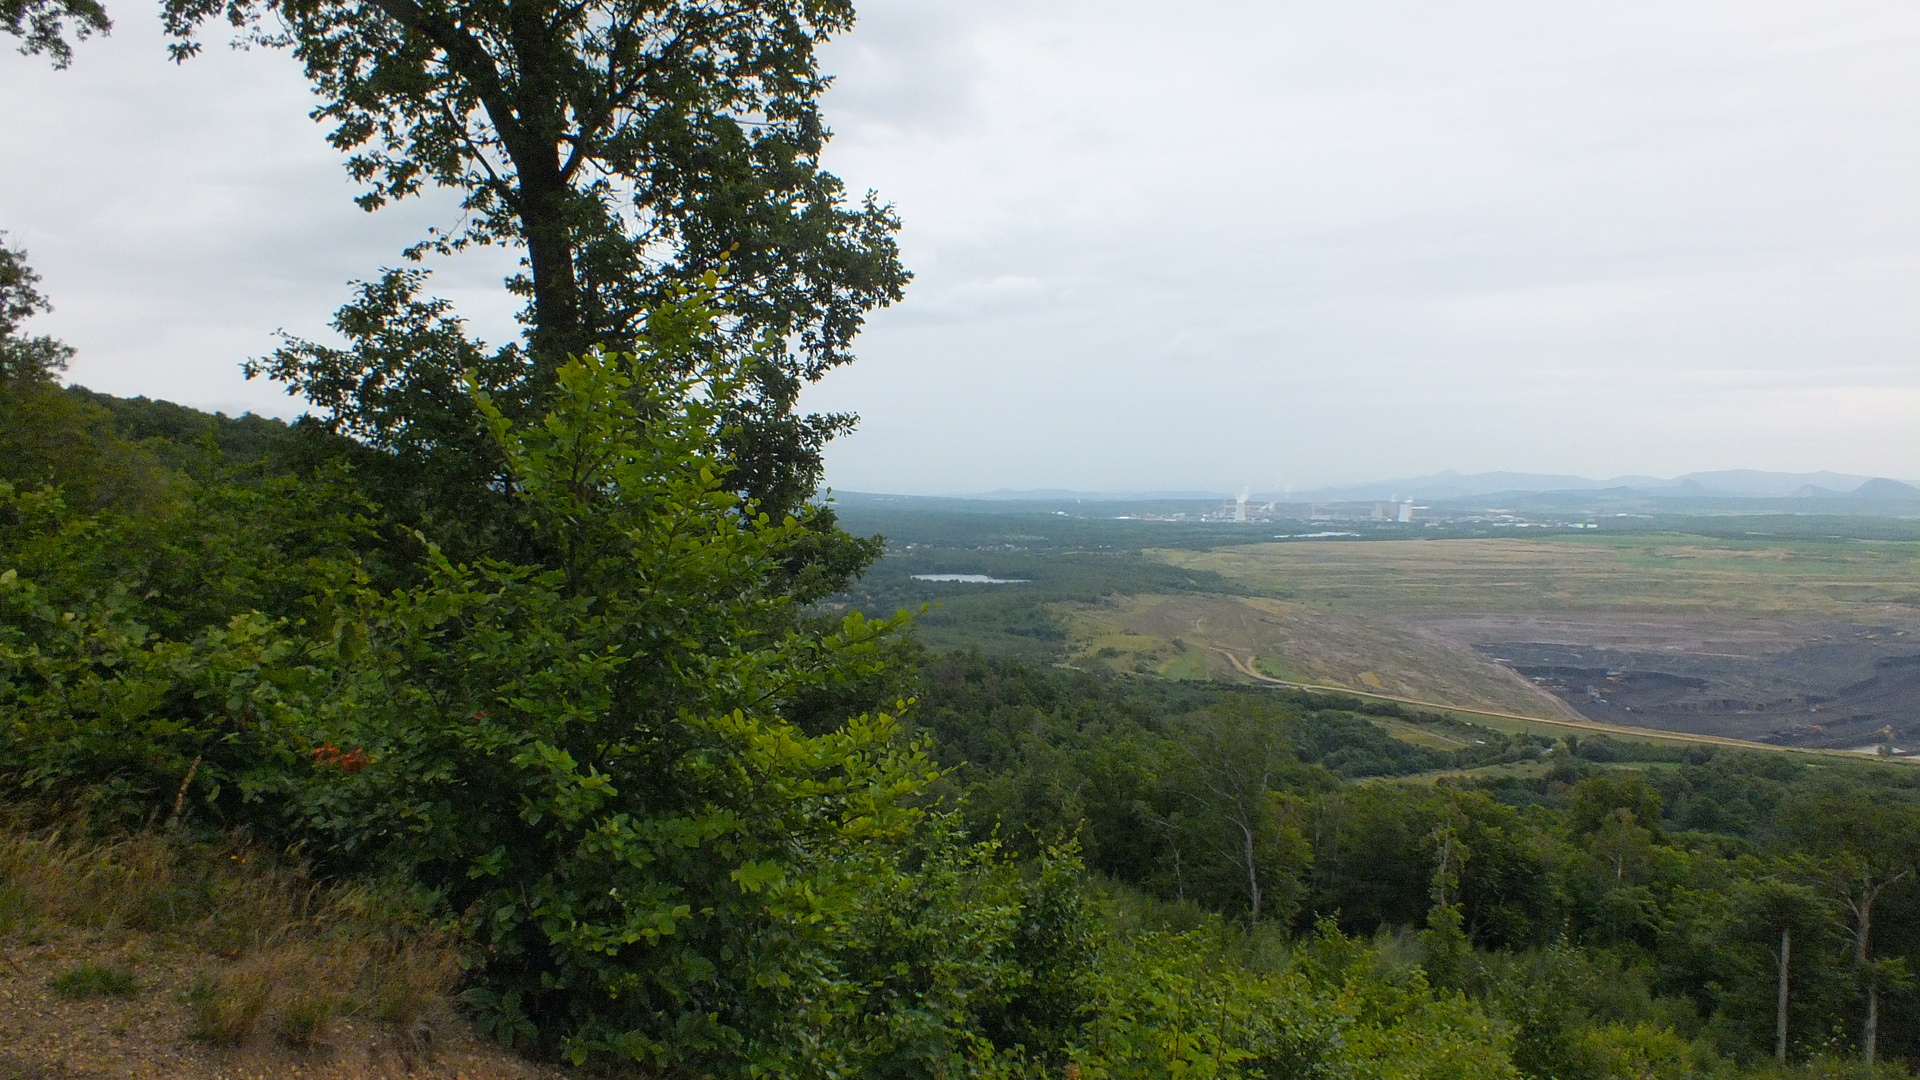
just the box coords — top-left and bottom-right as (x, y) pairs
(239, 335), (939, 1070)
(0, 471), (373, 831)
(1079, 919), (1521, 1080)
(48, 962), (138, 999)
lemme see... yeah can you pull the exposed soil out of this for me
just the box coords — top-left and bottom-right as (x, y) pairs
(1057, 594), (1588, 721)
(0, 926), (560, 1080)
(1147, 537), (1920, 748)
(1402, 616), (1920, 751)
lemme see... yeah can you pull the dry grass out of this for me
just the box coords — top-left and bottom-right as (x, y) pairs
(1056, 592), (1583, 719)
(0, 817), (484, 1072)
(1056, 537), (1920, 737)
(1155, 536), (1920, 617)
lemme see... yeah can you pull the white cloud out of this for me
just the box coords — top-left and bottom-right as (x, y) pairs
(807, 0), (1920, 490)
(0, 17), (519, 416)
(2, 0), (1914, 486)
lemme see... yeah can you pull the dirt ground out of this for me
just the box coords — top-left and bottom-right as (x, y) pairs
(1057, 593), (1588, 720)
(1408, 615), (1920, 751)
(1120, 538), (1920, 749)
(1059, 599), (1920, 752)
(0, 927), (560, 1080)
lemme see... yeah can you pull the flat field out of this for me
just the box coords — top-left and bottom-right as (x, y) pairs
(1057, 592), (1587, 719)
(1155, 535), (1920, 616)
(1061, 536), (1920, 749)
(829, 499), (1920, 751)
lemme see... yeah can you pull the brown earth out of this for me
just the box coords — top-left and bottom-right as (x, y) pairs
(0, 825), (563, 1080)
(1056, 593), (1587, 721)
(1062, 537), (1920, 750)
(1407, 615), (1920, 750)
(0, 924), (559, 1080)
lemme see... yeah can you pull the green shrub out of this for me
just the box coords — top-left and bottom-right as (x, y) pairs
(185, 967), (269, 1045)
(48, 962), (137, 999)
(274, 988), (337, 1048)
(0, 472), (372, 831)
(1074, 918), (1521, 1080)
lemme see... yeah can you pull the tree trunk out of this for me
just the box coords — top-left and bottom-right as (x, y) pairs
(1776, 926), (1790, 1065)
(1242, 822), (1261, 919)
(1865, 982), (1878, 1066)
(1855, 886), (1876, 1065)
(504, 10), (586, 370)
(364, 0), (586, 369)
(513, 164), (584, 367)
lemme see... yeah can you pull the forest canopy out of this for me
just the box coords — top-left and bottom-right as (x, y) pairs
(5, 3), (1920, 1076)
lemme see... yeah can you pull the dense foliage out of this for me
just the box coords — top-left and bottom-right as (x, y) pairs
(1, 275), (1597, 1078)
(910, 650), (1920, 1072)
(154, 0), (908, 525)
(5, 23), (1920, 1064)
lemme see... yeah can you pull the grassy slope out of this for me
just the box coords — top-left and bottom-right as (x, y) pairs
(1057, 591), (1586, 718)
(1039, 535), (1920, 740)
(828, 508), (1920, 751)
(1159, 534), (1920, 616)
(0, 822), (555, 1079)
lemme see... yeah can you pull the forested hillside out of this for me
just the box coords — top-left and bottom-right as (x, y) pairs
(4, 0), (1918, 1073)
(7, 278), (1920, 1075)
(0, 265), (1527, 1076)
(913, 652), (1920, 1072)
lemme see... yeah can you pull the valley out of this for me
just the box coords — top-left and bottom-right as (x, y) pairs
(834, 498), (1920, 753)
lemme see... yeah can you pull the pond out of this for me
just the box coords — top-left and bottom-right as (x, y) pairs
(910, 573), (1031, 584)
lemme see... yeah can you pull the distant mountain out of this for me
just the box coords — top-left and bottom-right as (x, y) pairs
(833, 472), (1920, 507)
(1671, 470), (1877, 498)
(1281, 469), (1904, 502)
(1852, 477), (1920, 501)
(963, 488), (1231, 501)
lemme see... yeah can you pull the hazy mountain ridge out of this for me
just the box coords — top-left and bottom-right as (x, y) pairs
(926, 470), (1920, 504)
(1299, 469), (1919, 503)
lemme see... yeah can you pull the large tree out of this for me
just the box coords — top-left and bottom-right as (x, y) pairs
(1784, 784), (1920, 1065)
(1165, 701), (1314, 922)
(162, 0), (907, 518)
(2, 0), (107, 66)
(0, 234), (75, 383)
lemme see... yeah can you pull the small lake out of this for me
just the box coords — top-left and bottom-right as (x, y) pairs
(911, 574), (1031, 584)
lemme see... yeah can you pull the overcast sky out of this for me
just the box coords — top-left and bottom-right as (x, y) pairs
(3, 0), (1915, 493)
